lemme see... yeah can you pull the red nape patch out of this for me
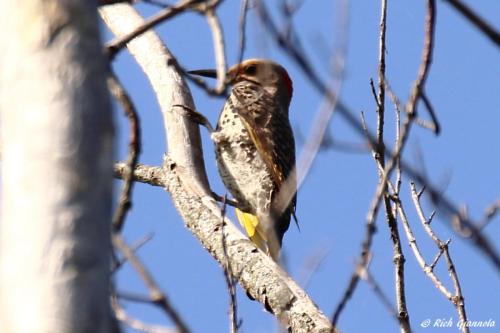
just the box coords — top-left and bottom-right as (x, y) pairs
(281, 69), (293, 98)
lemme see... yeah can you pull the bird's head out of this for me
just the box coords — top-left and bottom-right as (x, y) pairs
(188, 59), (293, 104)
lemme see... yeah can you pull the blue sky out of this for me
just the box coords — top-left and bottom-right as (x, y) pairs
(109, 1), (500, 332)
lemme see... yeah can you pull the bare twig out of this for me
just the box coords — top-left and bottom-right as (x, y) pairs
(112, 297), (178, 333)
(358, 266), (400, 324)
(118, 291), (156, 304)
(410, 183), (469, 333)
(202, 4), (227, 94)
(376, 0), (387, 147)
(406, 0), (435, 115)
(373, 1), (410, 330)
(219, 196), (240, 333)
(478, 200), (500, 229)
(393, 83), (402, 197)
(442, 244), (468, 332)
(369, 78), (379, 108)
(398, 194), (454, 299)
(108, 70), (141, 232)
(331, 205), (379, 327)
(113, 233), (155, 271)
(113, 234), (191, 333)
(444, 0), (500, 48)
(417, 91), (440, 135)
(106, 0), (198, 60)
(298, 245), (331, 289)
(332, 112), (380, 327)
(236, 0), (250, 64)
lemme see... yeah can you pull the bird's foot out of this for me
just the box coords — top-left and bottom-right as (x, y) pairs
(211, 191), (239, 208)
(173, 104), (215, 133)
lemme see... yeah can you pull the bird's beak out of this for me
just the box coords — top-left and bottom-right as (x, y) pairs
(187, 68), (236, 84)
(187, 69), (217, 78)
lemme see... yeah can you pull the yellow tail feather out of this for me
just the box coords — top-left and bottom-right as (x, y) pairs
(235, 208), (267, 253)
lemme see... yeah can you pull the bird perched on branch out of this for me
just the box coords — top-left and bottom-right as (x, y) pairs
(188, 59), (296, 262)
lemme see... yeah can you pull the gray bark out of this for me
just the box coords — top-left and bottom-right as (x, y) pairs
(0, 1), (115, 332)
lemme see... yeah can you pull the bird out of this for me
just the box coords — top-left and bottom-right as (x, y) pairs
(188, 59), (296, 262)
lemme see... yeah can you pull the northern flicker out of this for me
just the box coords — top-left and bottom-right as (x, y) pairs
(189, 59), (296, 261)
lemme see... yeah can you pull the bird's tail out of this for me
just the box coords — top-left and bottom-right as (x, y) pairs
(235, 208), (280, 262)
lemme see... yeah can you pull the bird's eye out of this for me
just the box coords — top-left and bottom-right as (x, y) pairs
(244, 65), (257, 75)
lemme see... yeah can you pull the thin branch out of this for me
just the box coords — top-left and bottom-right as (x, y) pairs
(358, 266), (400, 324)
(108, 70), (141, 232)
(428, 243), (445, 271)
(417, 91), (440, 135)
(332, 112), (380, 327)
(442, 244), (468, 331)
(398, 195), (454, 300)
(113, 234), (191, 333)
(376, 0), (387, 150)
(478, 200), (500, 229)
(106, 0), (198, 60)
(298, 245), (331, 289)
(118, 291), (159, 304)
(373, 1), (410, 330)
(113, 233), (155, 271)
(219, 196), (240, 333)
(410, 184), (469, 333)
(411, 182), (440, 244)
(406, 0), (435, 115)
(393, 83), (402, 196)
(202, 4), (227, 94)
(369, 78), (380, 108)
(236, 0), (250, 64)
(112, 297), (178, 333)
(444, 0), (500, 48)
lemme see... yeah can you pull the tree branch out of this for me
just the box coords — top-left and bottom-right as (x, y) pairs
(100, 5), (336, 332)
(444, 0), (500, 48)
(108, 70), (141, 232)
(113, 234), (190, 333)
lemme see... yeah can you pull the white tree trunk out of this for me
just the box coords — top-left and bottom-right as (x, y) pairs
(0, 1), (115, 332)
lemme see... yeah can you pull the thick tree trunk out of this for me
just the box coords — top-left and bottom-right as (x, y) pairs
(0, 1), (115, 332)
